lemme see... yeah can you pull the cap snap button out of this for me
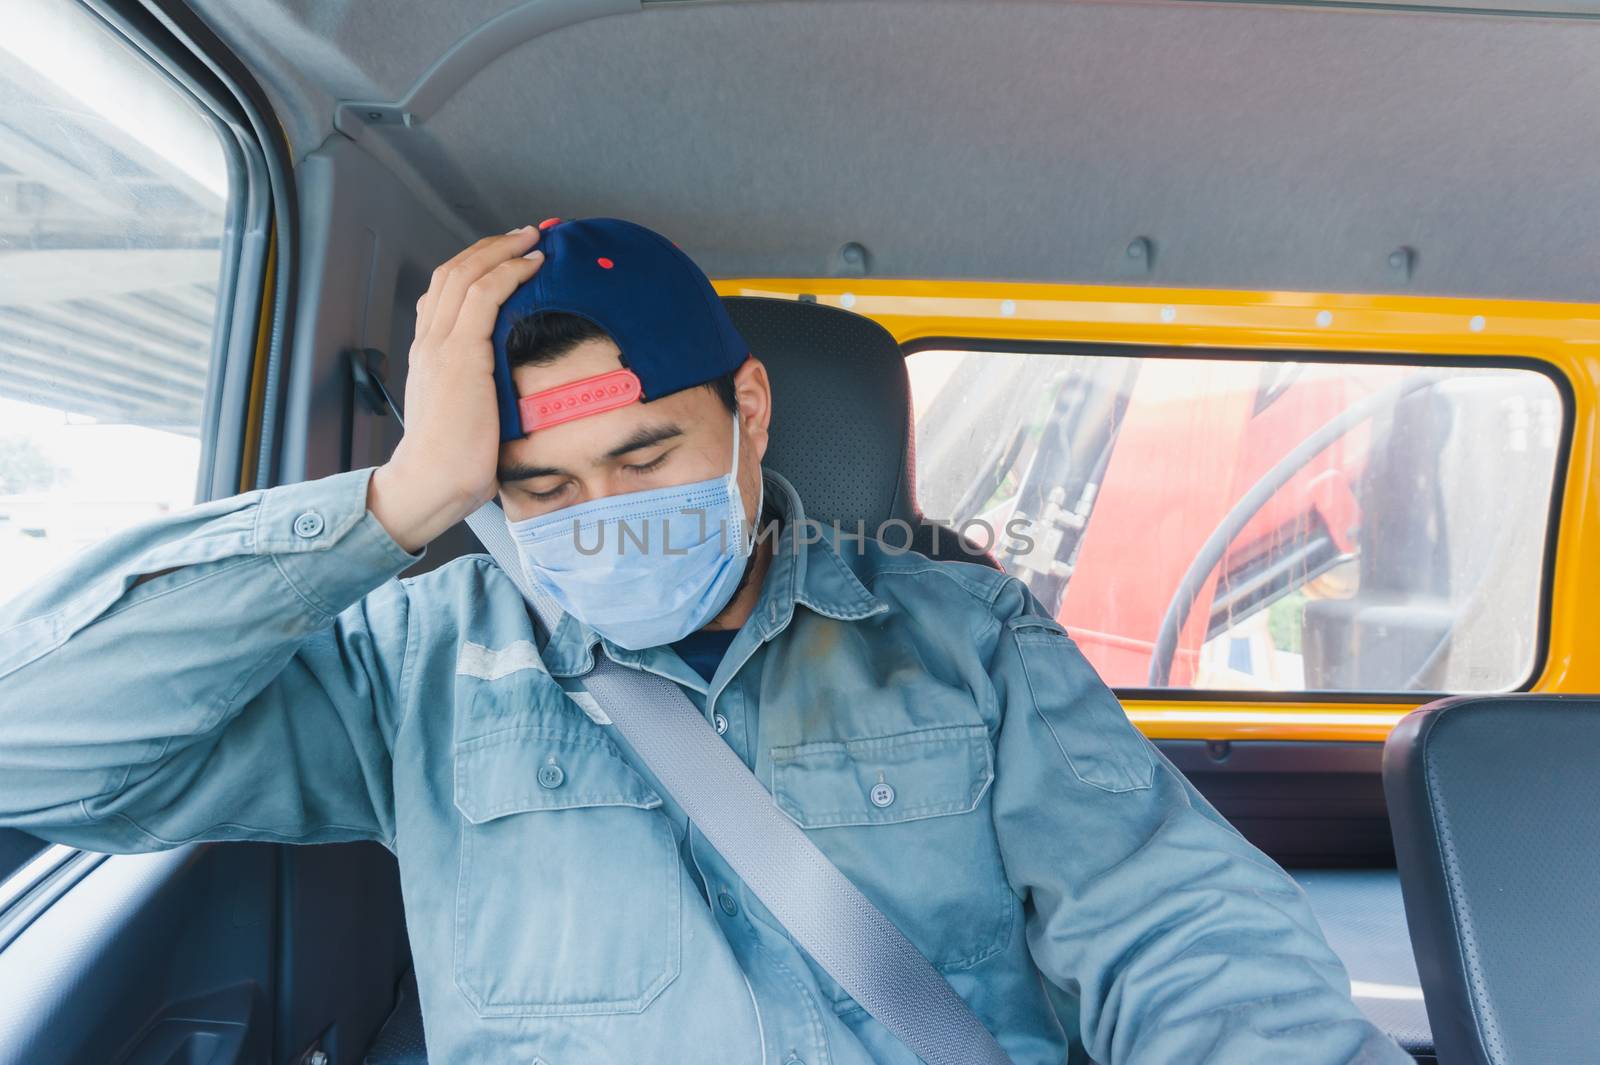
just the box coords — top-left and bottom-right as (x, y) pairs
(292, 511), (324, 538)
(713, 713), (729, 735)
(537, 759), (565, 790)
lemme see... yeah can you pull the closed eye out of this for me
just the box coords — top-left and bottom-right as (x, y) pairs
(525, 481), (573, 502)
(623, 448), (673, 475)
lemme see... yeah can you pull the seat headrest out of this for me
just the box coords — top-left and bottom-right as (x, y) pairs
(722, 296), (996, 568)
(722, 297), (915, 529)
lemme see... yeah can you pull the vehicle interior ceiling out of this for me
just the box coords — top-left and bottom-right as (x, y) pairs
(43, 0), (1600, 1060)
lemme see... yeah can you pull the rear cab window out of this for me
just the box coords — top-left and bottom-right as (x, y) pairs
(907, 347), (1565, 696)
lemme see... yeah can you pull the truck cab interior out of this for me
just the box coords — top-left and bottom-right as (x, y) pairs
(1, 1), (1596, 1063)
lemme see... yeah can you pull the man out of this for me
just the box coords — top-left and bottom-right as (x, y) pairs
(0, 218), (1407, 1064)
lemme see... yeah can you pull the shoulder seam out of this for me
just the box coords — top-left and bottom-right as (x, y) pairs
(867, 558), (1012, 609)
(398, 552), (500, 587)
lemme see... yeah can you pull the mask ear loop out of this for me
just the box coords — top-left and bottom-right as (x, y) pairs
(729, 409), (762, 557)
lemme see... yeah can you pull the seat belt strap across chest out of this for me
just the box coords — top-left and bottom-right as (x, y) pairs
(464, 502), (1013, 1065)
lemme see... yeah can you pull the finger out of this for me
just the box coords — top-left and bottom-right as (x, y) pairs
(425, 227), (542, 345)
(416, 231), (510, 337)
(415, 290), (436, 341)
(450, 252), (546, 350)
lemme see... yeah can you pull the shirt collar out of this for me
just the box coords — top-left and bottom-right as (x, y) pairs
(747, 469), (889, 639)
(539, 468), (887, 677)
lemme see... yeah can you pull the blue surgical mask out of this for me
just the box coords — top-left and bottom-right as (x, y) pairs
(505, 412), (762, 651)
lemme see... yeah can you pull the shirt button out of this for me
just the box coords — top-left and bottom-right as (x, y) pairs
(537, 761), (565, 789)
(717, 891), (739, 917)
(869, 781), (896, 808)
(292, 511), (324, 538)
(713, 713), (729, 735)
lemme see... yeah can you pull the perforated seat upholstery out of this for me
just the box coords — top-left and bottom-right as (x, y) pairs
(1384, 695), (1600, 1065)
(363, 966), (427, 1065)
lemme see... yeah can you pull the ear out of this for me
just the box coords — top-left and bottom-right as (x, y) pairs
(733, 356), (772, 464)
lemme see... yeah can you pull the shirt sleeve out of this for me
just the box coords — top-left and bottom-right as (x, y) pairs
(984, 578), (1410, 1065)
(0, 467), (424, 853)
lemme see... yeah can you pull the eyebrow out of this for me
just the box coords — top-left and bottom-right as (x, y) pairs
(497, 423), (685, 484)
(604, 423), (683, 460)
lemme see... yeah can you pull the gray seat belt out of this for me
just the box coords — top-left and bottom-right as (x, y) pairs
(465, 503), (1012, 1065)
(351, 356), (1010, 1064)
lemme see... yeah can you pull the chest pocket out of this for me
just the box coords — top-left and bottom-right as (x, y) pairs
(768, 723), (1013, 1010)
(452, 725), (681, 1017)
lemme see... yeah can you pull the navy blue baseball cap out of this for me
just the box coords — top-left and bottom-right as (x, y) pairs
(490, 217), (750, 442)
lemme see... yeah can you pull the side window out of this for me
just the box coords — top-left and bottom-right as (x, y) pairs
(0, 4), (232, 878)
(908, 349), (1564, 695)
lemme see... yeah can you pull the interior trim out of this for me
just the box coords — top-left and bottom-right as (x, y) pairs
(0, 848), (196, 1062)
(103, 0), (301, 490)
(1130, 704), (1410, 742)
(82, 0), (273, 500)
(332, 0), (640, 141)
(1187, 0), (1600, 20)
(0, 848), (109, 954)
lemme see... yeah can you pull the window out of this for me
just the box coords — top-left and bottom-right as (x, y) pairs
(908, 347), (1565, 695)
(0, 1), (232, 878)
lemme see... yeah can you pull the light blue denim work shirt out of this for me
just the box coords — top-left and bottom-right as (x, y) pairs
(0, 466), (1409, 1065)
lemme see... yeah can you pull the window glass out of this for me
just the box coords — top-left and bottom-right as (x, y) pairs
(0, 1), (231, 879)
(909, 349), (1564, 694)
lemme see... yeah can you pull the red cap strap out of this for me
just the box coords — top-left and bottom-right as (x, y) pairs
(518, 368), (642, 432)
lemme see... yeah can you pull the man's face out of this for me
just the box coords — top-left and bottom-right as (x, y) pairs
(496, 337), (771, 524)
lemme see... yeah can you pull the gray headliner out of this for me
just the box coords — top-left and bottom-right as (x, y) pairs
(188, 0), (1600, 301)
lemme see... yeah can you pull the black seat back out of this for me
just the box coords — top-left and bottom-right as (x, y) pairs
(720, 296), (996, 567)
(1383, 694), (1600, 1065)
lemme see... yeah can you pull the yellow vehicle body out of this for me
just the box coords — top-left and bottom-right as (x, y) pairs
(718, 278), (1600, 740)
